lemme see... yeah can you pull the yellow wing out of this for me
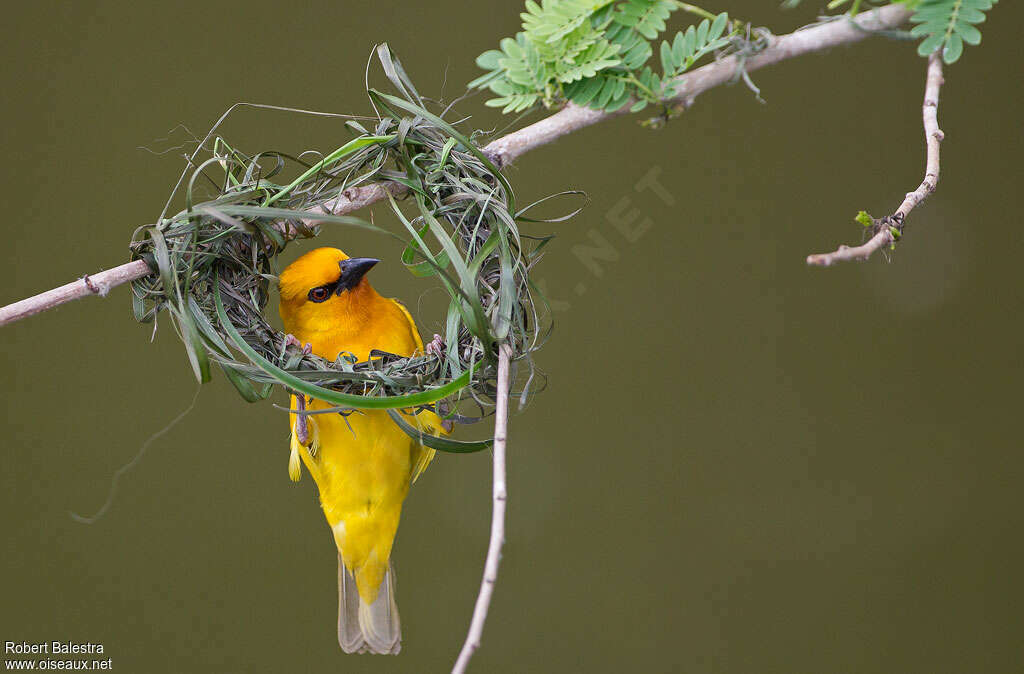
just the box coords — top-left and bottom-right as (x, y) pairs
(390, 298), (450, 483)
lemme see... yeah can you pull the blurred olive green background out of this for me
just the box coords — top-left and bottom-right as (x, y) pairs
(2, 1), (1022, 672)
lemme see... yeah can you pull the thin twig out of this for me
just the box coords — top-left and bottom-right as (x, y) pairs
(806, 50), (945, 267)
(0, 4), (913, 327)
(452, 342), (511, 674)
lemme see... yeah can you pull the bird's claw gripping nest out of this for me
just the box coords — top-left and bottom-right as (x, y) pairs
(284, 333), (313, 356)
(425, 333), (445, 358)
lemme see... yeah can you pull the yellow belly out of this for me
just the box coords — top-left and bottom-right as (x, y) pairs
(293, 398), (417, 603)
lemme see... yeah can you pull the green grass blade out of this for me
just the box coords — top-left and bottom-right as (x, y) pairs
(387, 410), (491, 452)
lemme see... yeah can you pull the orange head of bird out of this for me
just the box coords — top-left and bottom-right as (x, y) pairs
(277, 247), (381, 336)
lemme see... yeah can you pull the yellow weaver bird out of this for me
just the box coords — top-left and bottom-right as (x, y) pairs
(278, 247), (448, 655)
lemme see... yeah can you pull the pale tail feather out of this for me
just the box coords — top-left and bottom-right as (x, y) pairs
(338, 555), (401, 654)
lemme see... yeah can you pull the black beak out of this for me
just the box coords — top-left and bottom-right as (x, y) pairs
(336, 257), (379, 293)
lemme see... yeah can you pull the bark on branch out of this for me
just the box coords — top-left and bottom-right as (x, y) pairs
(806, 50), (945, 267)
(0, 2), (911, 328)
(0, 259), (152, 325)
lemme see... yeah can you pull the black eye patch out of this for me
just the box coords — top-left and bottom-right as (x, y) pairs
(304, 257), (379, 304)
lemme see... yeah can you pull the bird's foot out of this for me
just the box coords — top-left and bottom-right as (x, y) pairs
(425, 333), (445, 358)
(436, 400), (455, 434)
(284, 333), (313, 356)
(293, 393), (310, 445)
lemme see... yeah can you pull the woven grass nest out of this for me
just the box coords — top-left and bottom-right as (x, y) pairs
(128, 45), (578, 452)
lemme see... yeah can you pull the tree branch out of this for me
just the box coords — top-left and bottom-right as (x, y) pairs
(0, 259), (151, 326)
(452, 342), (511, 674)
(0, 3), (912, 328)
(806, 50), (945, 267)
(486, 4), (913, 167)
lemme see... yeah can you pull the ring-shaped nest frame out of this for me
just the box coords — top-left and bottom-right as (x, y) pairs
(128, 46), (579, 452)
